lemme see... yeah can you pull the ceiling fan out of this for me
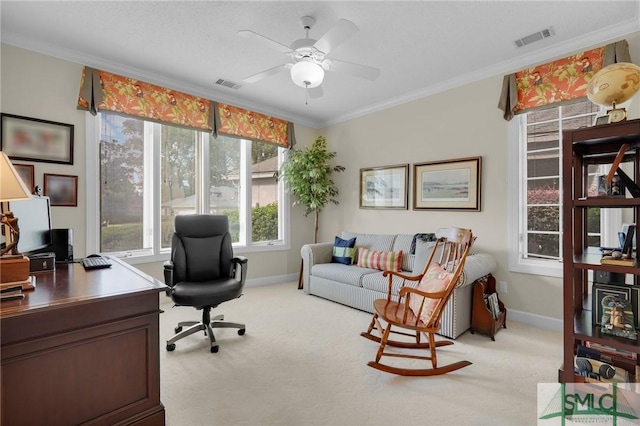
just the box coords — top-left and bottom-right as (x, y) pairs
(238, 16), (380, 97)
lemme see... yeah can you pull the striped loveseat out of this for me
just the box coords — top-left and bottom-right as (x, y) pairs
(301, 231), (496, 339)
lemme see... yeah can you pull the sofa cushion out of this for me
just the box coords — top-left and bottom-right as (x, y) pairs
(361, 270), (414, 295)
(332, 236), (356, 265)
(392, 234), (414, 271)
(409, 263), (453, 324)
(311, 263), (378, 287)
(413, 239), (439, 275)
(357, 247), (403, 272)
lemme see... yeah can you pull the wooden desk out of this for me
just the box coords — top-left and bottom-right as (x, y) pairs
(1, 257), (167, 425)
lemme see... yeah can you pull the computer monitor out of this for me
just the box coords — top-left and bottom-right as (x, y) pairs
(7, 195), (53, 255)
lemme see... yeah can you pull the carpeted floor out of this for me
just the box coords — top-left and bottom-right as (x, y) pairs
(159, 282), (562, 426)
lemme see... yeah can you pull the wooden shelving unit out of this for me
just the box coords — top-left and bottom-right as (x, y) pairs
(561, 119), (640, 384)
(470, 274), (506, 341)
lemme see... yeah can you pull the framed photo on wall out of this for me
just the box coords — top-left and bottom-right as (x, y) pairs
(44, 173), (78, 206)
(413, 156), (481, 211)
(12, 163), (35, 194)
(359, 164), (409, 209)
(1, 113), (74, 164)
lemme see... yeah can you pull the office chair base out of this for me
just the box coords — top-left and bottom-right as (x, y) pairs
(166, 311), (246, 353)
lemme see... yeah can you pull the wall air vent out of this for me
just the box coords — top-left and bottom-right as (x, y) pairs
(514, 27), (555, 48)
(215, 78), (242, 90)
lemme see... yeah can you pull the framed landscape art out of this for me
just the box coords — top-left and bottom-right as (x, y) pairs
(413, 156), (481, 211)
(359, 164), (409, 209)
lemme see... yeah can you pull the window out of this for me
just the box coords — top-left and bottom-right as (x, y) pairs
(87, 112), (289, 262)
(508, 99), (613, 277)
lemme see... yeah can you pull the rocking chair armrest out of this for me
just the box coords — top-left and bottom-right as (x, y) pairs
(382, 270), (422, 281)
(382, 270), (423, 300)
(399, 285), (447, 300)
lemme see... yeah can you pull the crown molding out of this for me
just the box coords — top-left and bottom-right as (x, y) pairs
(321, 15), (640, 127)
(4, 10), (640, 131)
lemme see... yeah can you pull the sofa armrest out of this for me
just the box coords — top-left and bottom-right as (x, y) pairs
(458, 252), (497, 288)
(300, 242), (334, 294)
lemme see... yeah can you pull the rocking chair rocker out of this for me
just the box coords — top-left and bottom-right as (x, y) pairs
(361, 227), (473, 376)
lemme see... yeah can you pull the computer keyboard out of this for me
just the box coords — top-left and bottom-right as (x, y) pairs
(82, 256), (112, 270)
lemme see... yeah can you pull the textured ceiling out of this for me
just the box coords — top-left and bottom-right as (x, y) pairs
(2, 1), (640, 128)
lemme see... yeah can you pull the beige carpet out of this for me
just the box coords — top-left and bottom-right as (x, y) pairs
(159, 282), (562, 426)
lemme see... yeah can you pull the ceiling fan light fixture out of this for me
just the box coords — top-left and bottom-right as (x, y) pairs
(290, 60), (324, 88)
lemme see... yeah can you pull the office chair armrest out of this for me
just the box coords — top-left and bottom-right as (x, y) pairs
(163, 260), (174, 290)
(232, 256), (248, 284)
(233, 256), (248, 265)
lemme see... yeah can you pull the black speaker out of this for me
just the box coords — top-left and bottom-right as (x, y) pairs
(50, 228), (73, 263)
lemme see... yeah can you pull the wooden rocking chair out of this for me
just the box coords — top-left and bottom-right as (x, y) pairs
(360, 227), (473, 376)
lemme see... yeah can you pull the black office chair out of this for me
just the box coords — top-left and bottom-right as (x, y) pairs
(164, 214), (247, 353)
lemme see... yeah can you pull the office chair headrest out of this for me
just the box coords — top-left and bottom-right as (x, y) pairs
(175, 215), (229, 238)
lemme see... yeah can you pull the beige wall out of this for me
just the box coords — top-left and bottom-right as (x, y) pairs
(3, 32), (640, 322)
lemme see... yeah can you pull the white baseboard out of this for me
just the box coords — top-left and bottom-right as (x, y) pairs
(507, 308), (563, 333)
(245, 273), (298, 288)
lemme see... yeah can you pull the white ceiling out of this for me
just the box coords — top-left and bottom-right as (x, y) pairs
(2, 1), (640, 128)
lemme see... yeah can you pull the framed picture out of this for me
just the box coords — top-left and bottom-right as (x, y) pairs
(413, 156), (481, 211)
(44, 173), (78, 206)
(359, 164), (409, 209)
(1, 113), (74, 164)
(592, 283), (635, 326)
(13, 164), (35, 194)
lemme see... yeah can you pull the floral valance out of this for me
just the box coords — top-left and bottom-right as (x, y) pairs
(77, 67), (213, 130)
(77, 67), (295, 147)
(498, 40), (631, 120)
(213, 102), (294, 148)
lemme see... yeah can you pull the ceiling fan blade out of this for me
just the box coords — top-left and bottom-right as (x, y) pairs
(238, 30), (292, 54)
(243, 64), (290, 83)
(308, 86), (323, 99)
(326, 59), (380, 81)
(313, 19), (358, 54)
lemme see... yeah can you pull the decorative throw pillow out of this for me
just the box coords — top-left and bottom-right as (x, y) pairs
(409, 263), (453, 324)
(356, 247), (403, 272)
(332, 236), (357, 265)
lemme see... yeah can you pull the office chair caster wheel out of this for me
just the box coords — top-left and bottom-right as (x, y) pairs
(166, 343), (176, 351)
(238, 329), (246, 336)
(211, 345), (219, 353)
(174, 326), (182, 333)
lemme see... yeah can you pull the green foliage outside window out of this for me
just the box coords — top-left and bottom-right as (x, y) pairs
(225, 203), (278, 242)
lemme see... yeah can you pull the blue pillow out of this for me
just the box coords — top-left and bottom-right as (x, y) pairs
(332, 236), (356, 265)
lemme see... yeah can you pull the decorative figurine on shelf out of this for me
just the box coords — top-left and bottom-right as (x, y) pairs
(608, 174), (623, 197)
(601, 295), (637, 340)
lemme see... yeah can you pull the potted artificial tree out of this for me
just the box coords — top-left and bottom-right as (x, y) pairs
(276, 136), (345, 288)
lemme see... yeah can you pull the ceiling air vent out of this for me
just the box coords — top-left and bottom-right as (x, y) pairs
(215, 78), (242, 90)
(514, 27), (555, 48)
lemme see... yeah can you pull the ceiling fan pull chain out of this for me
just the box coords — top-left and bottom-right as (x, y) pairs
(305, 86), (309, 106)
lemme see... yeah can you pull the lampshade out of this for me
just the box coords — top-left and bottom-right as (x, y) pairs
(587, 62), (640, 107)
(290, 60), (325, 89)
(0, 152), (32, 202)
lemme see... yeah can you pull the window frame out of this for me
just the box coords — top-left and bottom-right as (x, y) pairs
(508, 105), (620, 278)
(85, 113), (290, 265)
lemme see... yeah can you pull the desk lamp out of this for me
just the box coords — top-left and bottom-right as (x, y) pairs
(0, 151), (33, 287)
